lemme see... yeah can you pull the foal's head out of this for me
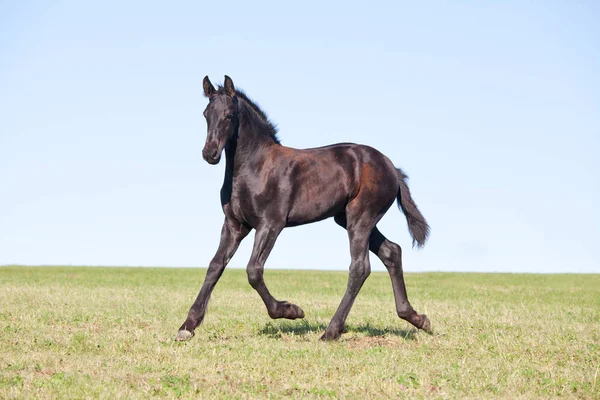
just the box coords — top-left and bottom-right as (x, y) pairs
(201, 75), (238, 165)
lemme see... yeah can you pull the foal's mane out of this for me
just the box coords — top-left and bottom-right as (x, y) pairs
(217, 86), (280, 144)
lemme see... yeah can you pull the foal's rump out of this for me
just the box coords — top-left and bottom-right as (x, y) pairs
(279, 143), (400, 227)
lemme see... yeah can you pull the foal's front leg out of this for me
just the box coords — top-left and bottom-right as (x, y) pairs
(247, 226), (305, 320)
(176, 219), (249, 341)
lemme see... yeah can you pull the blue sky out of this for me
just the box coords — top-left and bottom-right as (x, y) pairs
(1, 1), (598, 273)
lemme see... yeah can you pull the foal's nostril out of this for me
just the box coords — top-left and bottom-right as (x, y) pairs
(210, 150), (218, 159)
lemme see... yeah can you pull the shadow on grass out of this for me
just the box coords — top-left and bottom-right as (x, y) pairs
(258, 320), (417, 340)
(259, 320), (327, 338)
(351, 323), (418, 340)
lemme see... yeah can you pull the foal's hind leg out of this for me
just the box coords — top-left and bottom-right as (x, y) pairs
(246, 226), (305, 320)
(369, 227), (431, 333)
(321, 209), (378, 341)
(333, 213), (431, 333)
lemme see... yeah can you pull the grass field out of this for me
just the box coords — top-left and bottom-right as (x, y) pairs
(0, 266), (599, 399)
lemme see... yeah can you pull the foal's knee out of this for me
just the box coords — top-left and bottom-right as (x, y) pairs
(350, 262), (371, 282)
(359, 264), (371, 281)
(247, 267), (262, 288)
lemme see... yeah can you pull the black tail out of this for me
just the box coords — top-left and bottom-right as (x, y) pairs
(396, 168), (430, 248)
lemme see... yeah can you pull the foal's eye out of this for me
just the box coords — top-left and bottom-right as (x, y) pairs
(226, 114), (235, 120)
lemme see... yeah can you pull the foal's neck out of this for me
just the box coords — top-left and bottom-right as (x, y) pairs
(224, 113), (278, 175)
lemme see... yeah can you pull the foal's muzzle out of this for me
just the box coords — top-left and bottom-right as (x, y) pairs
(202, 147), (221, 165)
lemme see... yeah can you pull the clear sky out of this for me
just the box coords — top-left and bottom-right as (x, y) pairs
(1, 1), (599, 273)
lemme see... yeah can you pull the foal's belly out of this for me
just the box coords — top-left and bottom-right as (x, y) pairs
(285, 179), (349, 226)
(283, 151), (355, 226)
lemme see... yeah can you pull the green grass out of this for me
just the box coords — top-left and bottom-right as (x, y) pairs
(1, 266), (599, 399)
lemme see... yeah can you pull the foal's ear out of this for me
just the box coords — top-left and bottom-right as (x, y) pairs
(224, 75), (236, 97)
(203, 76), (216, 97)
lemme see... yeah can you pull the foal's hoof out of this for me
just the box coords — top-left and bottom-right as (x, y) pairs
(175, 330), (194, 341)
(291, 304), (305, 319)
(320, 330), (341, 341)
(271, 302), (305, 320)
(420, 315), (433, 334)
